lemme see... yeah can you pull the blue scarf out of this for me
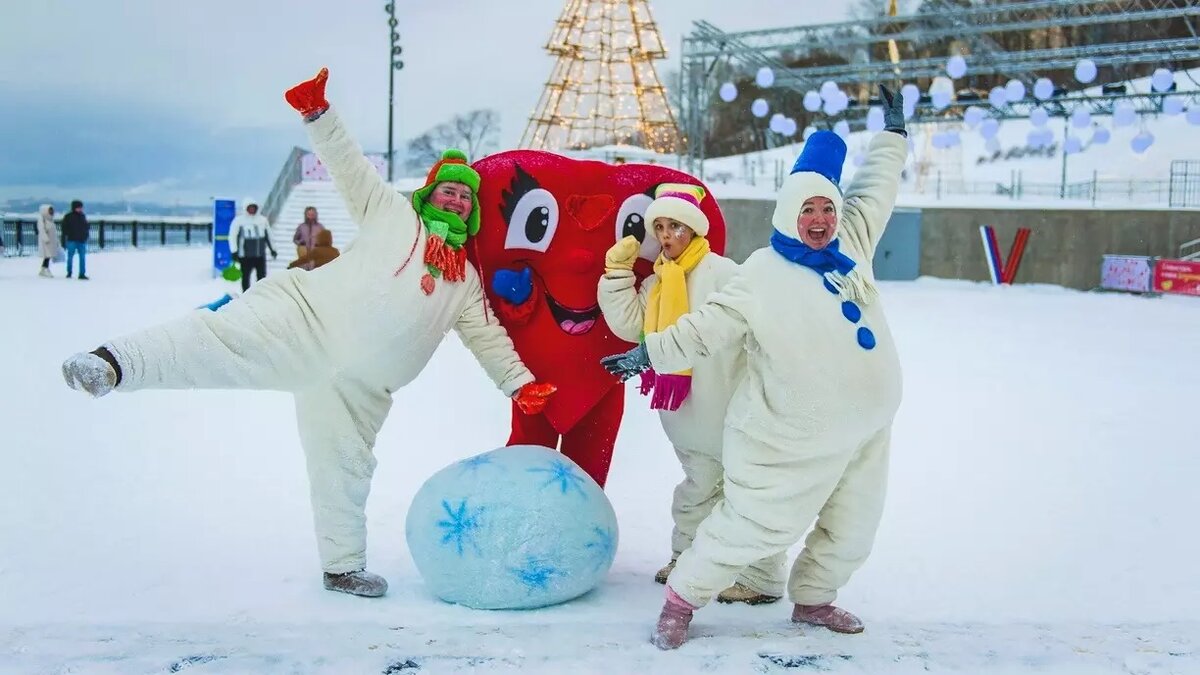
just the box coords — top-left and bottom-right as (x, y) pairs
(770, 230), (857, 276)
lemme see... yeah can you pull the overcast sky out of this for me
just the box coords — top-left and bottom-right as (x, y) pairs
(0, 0), (857, 205)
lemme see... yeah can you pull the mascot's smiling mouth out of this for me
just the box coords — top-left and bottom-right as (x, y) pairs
(544, 291), (601, 335)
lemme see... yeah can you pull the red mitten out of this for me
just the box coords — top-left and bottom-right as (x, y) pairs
(514, 382), (557, 416)
(285, 68), (330, 118)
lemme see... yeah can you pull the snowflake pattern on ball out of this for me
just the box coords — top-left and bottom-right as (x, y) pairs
(437, 499), (485, 556)
(527, 459), (588, 497)
(584, 526), (615, 571)
(510, 556), (562, 591)
(457, 455), (497, 475)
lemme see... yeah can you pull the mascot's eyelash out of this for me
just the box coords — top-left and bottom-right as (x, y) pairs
(500, 164), (542, 225)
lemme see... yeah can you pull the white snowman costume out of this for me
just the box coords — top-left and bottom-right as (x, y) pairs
(597, 187), (786, 597)
(83, 107), (535, 574)
(642, 130), (908, 609)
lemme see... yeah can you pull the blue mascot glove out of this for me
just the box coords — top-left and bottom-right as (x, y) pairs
(600, 343), (650, 382)
(493, 267), (533, 305)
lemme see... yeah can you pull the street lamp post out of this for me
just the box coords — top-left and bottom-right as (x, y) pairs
(386, 3), (403, 182)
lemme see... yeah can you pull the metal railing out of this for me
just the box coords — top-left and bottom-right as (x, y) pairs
(261, 146), (307, 226)
(1, 216), (212, 258)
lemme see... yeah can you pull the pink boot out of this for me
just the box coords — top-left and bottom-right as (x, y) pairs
(791, 603), (864, 634)
(651, 586), (696, 650)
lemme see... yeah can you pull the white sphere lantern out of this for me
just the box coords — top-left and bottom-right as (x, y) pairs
(963, 106), (986, 128)
(1151, 68), (1174, 93)
(1064, 136), (1083, 155)
(1033, 78), (1055, 101)
(1005, 80), (1026, 103)
(833, 120), (851, 138)
(1030, 107), (1050, 128)
(803, 90), (822, 111)
(751, 98), (769, 118)
(866, 107), (886, 132)
(1113, 102), (1137, 127)
(1163, 97), (1185, 116)
(1091, 127), (1111, 145)
(946, 55), (967, 79)
(718, 82), (737, 102)
(988, 87), (1009, 108)
(1074, 59), (1098, 84)
(1071, 108), (1092, 129)
(755, 67), (775, 88)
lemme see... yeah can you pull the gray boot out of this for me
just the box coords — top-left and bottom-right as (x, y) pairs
(323, 569), (388, 597)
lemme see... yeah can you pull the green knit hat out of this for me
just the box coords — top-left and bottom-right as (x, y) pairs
(412, 148), (481, 236)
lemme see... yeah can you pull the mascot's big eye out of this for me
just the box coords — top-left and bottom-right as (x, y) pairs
(504, 188), (560, 253)
(614, 193), (660, 261)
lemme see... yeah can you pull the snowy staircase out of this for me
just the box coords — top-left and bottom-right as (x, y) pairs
(268, 182), (360, 272)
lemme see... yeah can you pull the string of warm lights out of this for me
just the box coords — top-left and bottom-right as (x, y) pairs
(520, 0), (680, 154)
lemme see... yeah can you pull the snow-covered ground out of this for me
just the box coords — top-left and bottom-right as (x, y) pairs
(2, 248), (1199, 674)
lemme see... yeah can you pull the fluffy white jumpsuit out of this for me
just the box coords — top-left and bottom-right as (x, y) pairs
(644, 131), (908, 608)
(598, 254), (786, 596)
(104, 108), (535, 573)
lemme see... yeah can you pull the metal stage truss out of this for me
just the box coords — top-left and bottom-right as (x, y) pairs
(679, 0), (1200, 171)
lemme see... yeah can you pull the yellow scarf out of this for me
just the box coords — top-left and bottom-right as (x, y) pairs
(643, 236), (711, 374)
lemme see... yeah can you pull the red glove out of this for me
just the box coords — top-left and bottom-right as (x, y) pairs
(514, 382), (557, 416)
(285, 67), (330, 118)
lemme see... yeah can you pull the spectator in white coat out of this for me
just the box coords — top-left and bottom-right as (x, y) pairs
(229, 198), (277, 291)
(60, 67), (557, 599)
(597, 183), (785, 605)
(603, 85), (910, 649)
(36, 204), (61, 278)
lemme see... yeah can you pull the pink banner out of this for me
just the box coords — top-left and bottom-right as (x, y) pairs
(1153, 258), (1200, 297)
(1100, 255), (1154, 293)
(301, 153), (387, 182)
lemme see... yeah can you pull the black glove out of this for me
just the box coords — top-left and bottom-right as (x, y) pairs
(271, 250), (278, 260)
(599, 343), (650, 381)
(880, 84), (907, 137)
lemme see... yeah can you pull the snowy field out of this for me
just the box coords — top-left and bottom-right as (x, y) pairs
(1, 247), (1198, 674)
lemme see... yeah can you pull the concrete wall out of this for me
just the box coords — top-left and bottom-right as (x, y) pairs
(718, 199), (1200, 290)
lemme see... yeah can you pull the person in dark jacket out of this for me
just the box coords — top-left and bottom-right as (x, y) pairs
(62, 200), (90, 280)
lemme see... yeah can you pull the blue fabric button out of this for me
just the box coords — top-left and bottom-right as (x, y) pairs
(841, 301), (862, 323)
(857, 327), (876, 350)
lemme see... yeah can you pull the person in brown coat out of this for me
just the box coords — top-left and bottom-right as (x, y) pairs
(287, 228), (339, 270)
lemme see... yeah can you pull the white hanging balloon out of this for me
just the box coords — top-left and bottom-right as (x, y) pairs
(1163, 97), (1185, 116)
(756, 67), (775, 88)
(833, 120), (851, 138)
(980, 118), (1001, 140)
(1026, 128), (1044, 148)
(1074, 59), (1098, 84)
(834, 90), (850, 112)
(769, 113), (786, 133)
(1005, 80), (1026, 103)
(1064, 136), (1083, 155)
(822, 98), (840, 116)
(803, 125), (818, 140)
(963, 106), (986, 128)
(1091, 127), (1111, 145)
(1030, 107), (1050, 128)
(820, 80), (839, 100)
(931, 133), (947, 149)
(903, 101), (916, 121)
(751, 98), (769, 118)
(1151, 68), (1174, 92)
(988, 87), (1009, 108)
(803, 90), (822, 111)
(946, 55), (968, 79)
(985, 137), (1001, 153)
(718, 82), (737, 102)
(1131, 130), (1155, 154)
(931, 90), (952, 110)
(782, 118), (799, 137)
(946, 130), (962, 147)
(866, 107), (886, 132)
(1071, 108), (1092, 129)
(1033, 78), (1055, 101)
(1113, 102), (1137, 127)
(901, 83), (921, 104)
(1188, 106), (1200, 126)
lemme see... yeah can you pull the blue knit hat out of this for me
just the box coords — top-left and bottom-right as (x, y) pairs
(773, 131), (848, 238)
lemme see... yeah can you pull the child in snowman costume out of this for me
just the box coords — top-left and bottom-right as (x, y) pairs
(61, 68), (556, 598)
(597, 183), (786, 605)
(603, 85), (909, 649)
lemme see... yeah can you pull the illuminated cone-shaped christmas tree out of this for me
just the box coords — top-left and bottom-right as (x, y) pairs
(521, 0), (679, 153)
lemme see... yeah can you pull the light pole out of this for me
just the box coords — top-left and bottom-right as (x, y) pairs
(385, 3), (403, 182)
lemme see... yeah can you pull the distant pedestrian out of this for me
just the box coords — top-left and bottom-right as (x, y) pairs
(229, 197), (277, 291)
(288, 228), (339, 271)
(36, 204), (61, 278)
(62, 200), (90, 280)
(292, 206), (327, 263)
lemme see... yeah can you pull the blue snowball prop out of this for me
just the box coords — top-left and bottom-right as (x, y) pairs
(405, 445), (618, 610)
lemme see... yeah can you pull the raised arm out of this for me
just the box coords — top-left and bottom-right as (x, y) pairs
(597, 236), (653, 343)
(839, 85), (909, 257)
(285, 68), (415, 240)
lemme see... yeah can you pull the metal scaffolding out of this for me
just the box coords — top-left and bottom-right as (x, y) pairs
(680, 0), (1200, 171)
